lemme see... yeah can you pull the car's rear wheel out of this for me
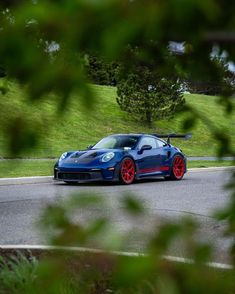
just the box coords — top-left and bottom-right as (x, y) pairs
(119, 157), (135, 184)
(168, 155), (185, 180)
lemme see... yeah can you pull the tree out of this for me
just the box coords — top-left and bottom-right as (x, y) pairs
(185, 57), (235, 95)
(85, 53), (118, 86)
(116, 48), (185, 126)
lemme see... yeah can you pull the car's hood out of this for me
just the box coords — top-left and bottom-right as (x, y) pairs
(60, 149), (122, 165)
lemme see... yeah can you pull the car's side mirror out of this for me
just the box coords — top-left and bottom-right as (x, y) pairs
(87, 145), (93, 150)
(138, 144), (152, 154)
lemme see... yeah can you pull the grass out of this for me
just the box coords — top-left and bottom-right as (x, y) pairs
(0, 252), (38, 293)
(0, 159), (55, 177)
(0, 80), (234, 158)
(187, 160), (234, 168)
(0, 250), (234, 294)
(0, 159), (233, 178)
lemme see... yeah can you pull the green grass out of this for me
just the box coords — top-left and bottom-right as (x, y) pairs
(0, 252), (38, 293)
(0, 160), (55, 177)
(187, 160), (235, 168)
(0, 159), (234, 178)
(0, 80), (234, 158)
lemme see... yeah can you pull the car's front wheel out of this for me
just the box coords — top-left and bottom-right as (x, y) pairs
(167, 155), (185, 180)
(119, 157), (135, 184)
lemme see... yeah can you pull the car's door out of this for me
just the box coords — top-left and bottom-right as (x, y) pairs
(155, 138), (171, 171)
(135, 136), (164, 175)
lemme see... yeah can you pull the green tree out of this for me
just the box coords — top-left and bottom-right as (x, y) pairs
(85, 53), (118, 86)
(116, 48), (185, 126)
(186, 57), (235, 95)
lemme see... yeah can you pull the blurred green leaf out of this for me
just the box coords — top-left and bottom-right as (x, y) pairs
(0, 0), (235, 292)
(113, 255), (155, 289)
(121, 194), (144, 215)
(182, 116), (197, 131)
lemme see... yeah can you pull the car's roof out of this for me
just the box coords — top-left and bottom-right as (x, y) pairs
(108, 133), (154, 137)
(107, 133), (167, 143)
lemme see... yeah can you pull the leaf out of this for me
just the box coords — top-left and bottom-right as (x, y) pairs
(121, 194), (144, 215)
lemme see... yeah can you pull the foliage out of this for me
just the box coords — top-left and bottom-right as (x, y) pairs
(117, 70), (184, 126)
(0, 0), (234, 153)
(0, 0), (235, 293)
(0, 82), (234, 158)
(116, 46), (185, 126)
(0, 251), (38, 294)
(0, 66), (6, 78)
(85, 53), (118, 86)
(2, 194), (235, 293)
(186, 58), (235, 95)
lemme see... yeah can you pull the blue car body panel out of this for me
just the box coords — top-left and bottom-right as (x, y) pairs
(54, 134), (187, 183)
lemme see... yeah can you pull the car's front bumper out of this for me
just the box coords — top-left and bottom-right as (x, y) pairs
(54, 166), (119, 183)
(54, 170), (103, 182)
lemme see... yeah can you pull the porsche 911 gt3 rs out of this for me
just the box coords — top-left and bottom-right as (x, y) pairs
(54, 133), (191, 185)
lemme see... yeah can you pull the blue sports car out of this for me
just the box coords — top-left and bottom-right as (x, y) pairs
(54, 133), (191, 185)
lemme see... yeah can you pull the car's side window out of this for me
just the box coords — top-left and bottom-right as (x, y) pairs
(156, 139), (166, 148)
(138, 137), (158, 149)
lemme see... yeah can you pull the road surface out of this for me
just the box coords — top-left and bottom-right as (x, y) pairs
(0, 168), (234, 263)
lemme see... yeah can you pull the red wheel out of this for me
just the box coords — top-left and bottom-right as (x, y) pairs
(119, 158), (135, 184)
(170, 155), (185, 180)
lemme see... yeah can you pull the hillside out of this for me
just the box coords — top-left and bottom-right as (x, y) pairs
(0, 81), (234, 157)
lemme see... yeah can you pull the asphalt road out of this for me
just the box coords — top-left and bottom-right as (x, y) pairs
(0, 168), (234, 263)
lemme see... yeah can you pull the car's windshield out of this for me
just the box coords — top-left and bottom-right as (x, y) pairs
(93, 135), (139, 150)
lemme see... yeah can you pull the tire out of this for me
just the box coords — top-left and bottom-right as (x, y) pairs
(119, 157), (136, 185)
(168, 155), (185, 180)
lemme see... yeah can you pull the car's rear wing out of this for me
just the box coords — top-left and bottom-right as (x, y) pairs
(152, 133), (192, 144)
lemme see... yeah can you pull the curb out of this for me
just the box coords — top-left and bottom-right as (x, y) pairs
(0, 245), (232, 270)
(0, 167), (234, 185)
(188, 166), (235, 172)
(0, 176), (53, 185)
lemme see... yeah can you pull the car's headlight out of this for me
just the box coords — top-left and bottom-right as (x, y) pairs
(101, 152), (115, 162)
(59, 152), (68, 161)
